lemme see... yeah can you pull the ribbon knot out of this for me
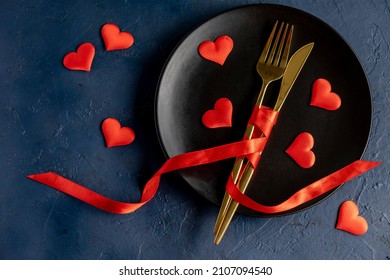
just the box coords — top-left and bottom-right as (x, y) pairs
(248, 106), (279, 139)
(245, 106), (279, 168)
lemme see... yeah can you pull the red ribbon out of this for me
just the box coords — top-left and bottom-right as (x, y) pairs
(27, 138), (266, 214)
(226, 160), (381, 214)
(245, 106), (278, 168)
(27, 106), (381, 214)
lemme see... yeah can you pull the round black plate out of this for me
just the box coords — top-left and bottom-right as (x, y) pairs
(155, 4), (371, 217)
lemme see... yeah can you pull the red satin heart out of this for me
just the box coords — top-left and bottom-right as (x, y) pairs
(286, 132), (315, 168)
(336, 201), (368, 235)
(310, 78), (341, 110)
(63, 42), (95, 71)
(198, 35), (233, 65)
(202, 98), (233, 128)
(101, 118), (135, 148)
(101, 23), (134, 51)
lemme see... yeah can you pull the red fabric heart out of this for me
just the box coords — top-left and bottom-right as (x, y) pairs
(202, 98), (233, 128)
(285, 132), (316, 168)
(101, 23), (134, 51)
(101, 118), (135, 148)
(198, 35), (233, 65)
(336, 201), (368, 235)
(63, 43), (95, 71)
(310, 78), (341, 110)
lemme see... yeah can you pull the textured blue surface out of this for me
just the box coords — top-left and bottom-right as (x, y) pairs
(0, 0), (389, 259)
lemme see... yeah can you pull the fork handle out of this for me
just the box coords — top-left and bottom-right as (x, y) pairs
(213, 125), (254, 234)
(255, 79), (270, 107)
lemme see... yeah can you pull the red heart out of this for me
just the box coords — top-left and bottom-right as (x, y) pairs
(202, 98), (233, 128)
(101, 23), (134, 51)
(63, 42), (95, 71)
(285, 132), (316, 168)
(336, 201), (368, 235)
(198, 35), (233, 65)
(101, 118), (135, 148)
(310, 78), (341, 110)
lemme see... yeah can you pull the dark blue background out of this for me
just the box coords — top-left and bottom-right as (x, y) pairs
(0, 0), (389, 259)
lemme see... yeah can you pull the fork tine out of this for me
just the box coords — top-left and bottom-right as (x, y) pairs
(258, 21), (279, 63)
(266, 22), (284, 65)
(279, 25), (294, 68)
(273, 23), (289, 66)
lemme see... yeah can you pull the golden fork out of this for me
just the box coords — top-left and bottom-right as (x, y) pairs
(214, 21), (294, 244)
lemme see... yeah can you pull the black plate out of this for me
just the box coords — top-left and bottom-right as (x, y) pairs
(155, 4), (371, 217)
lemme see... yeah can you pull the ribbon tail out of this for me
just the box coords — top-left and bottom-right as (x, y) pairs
(226, 160), (382, 214)
(26, 137), (266, 214)
(27, 172), (147, 214)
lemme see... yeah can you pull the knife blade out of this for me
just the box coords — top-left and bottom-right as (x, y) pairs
(274, 42), (314, 112)
(214, 42), (315, 245)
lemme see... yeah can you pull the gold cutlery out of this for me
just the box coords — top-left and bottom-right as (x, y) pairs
(214, 20), (294, 237)
(214, 40), (315, 245)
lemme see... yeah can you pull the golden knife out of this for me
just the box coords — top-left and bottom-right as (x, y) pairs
(214, 42), (315, 244)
